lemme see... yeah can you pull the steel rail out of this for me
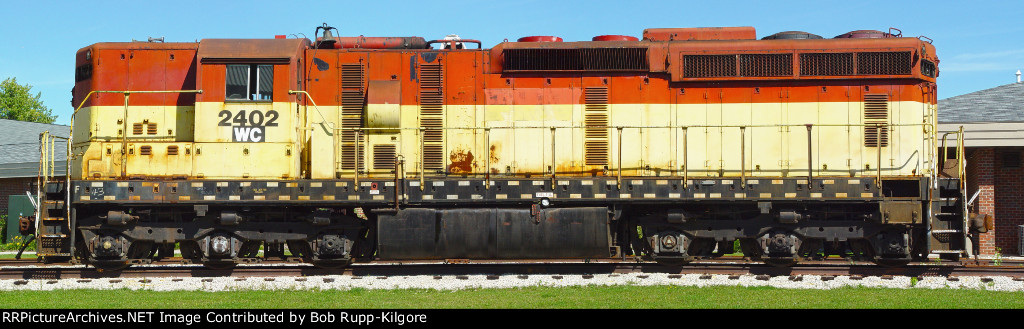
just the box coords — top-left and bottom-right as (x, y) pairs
(3, 258), (1023, 280)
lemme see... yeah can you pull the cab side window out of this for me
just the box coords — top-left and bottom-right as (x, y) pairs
(226, 64), (273, 101)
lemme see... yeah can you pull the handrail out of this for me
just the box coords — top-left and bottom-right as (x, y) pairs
(332, 122), (926, 183)
(326, 122), (927, 131)
(288, 90), (334, 132)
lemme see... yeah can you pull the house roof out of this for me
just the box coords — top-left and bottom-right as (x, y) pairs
(939, 82), (1024, 123)
(938, 82), (1024, 147)
(0, 119), (68, 178)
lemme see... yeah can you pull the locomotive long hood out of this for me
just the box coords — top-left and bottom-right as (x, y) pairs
(491, 36), (938, 82)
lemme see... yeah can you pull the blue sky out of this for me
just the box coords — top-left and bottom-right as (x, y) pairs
(1, 0), (1022, 124)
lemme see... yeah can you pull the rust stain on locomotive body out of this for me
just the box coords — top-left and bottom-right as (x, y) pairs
(489, 144), (500, 163)
(448, 148), (477, 174)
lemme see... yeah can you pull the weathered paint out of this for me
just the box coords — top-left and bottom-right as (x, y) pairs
(69, 27), (938, 184)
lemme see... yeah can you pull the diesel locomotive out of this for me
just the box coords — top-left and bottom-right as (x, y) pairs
(28, 24), (971, 269)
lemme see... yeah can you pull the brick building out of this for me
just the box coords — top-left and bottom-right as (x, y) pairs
(939, 82), (1024, 256)
(0, 119), (67, 216)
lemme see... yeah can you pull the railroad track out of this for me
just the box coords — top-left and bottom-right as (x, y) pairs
(2, 257), (1023, 280)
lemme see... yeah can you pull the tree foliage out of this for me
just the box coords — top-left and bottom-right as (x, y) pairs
(0, 77), (55, 124)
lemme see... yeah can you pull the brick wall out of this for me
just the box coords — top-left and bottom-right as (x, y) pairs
(968, 148), (996, 255)
(967, 147), (1024, 256)
(0, 177), (37, 216)
(994, 147), (1024, 255)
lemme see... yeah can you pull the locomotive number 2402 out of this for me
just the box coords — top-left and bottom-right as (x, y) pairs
(217, 109), (279, 142)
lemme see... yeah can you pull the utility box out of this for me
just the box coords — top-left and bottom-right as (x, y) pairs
(6, 195), (35, 244)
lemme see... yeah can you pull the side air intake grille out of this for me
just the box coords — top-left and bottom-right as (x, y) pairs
(503, 48), (648, 72)
(683, 55), (736, 78)
(800, 53), (854, 76)
(739, 54), (792, 77)
(857, 51), (912, 75)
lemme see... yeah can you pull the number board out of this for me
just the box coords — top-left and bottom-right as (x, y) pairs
(217, 109), (279, 142)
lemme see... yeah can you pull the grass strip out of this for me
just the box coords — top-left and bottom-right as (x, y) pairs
(1, 285), (1022, 309)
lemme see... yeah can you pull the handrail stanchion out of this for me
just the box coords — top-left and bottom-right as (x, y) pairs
(354, 130), (360, 192)
(958, 126), (965, 188)
(121, 93), (129, 178)
(617, 127), (623, 188)
(395, 155), (403, 210)
(682, 127), (688, 188)
(876, 123), (883, 188)
(550, 127), (556, 189)
(806, 124), (813, 184)
(485, 128), (491, 190)
(419, 128), (425, 191)
(740, 126), (746, 189)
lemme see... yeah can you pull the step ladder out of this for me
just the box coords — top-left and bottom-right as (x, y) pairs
(35, 131), (72, 261)
(930, 129), (969, 260)
(37, 182), (71, 259)
(929, 178), (968, 260)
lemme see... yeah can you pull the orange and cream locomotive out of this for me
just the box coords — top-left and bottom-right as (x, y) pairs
(31, 25), (969, 269)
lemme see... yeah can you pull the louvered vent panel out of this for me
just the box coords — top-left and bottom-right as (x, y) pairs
(799, 53), (854, 76)
(419, 63), (445, 172)
(373, 144), (397, 171)
(133, 123), (143, 135)
(167, 145), (178, 155)
(139, 145), (152, 156)
(503, 48), (648, 72)
(683, 55), (737, 78)
(339, 63), (365, 171)
(739, 54), (792, 77)
(147, 123), (157, 135)
(857, 52), (911, 75)
(863, 94), (889, 147)
(921, 60), (936, 78)
(584, 87), (609, 166)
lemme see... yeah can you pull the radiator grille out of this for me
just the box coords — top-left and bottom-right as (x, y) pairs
(683, 55), (736, 78)
(503, 48), (648, 72)
(339, 63), (365, 171)
(373, 144), (397, 171)
(800, 53), (854, 76)
(584, 87), (609, 166)
(739, 54), (792, 77)
(857, 52), (911, 75)
(863, 94), (889, 147)
(419, 63), (444, 172)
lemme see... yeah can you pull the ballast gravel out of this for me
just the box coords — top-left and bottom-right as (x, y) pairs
(1, 271), (1022, 292)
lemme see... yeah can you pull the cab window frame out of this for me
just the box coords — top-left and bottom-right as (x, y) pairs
(226, 64), (274, 102)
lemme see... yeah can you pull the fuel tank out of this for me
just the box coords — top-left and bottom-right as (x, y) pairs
(376, 207), (611, 260)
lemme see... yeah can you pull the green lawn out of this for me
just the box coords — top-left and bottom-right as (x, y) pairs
(1, 285), (1022, 309)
